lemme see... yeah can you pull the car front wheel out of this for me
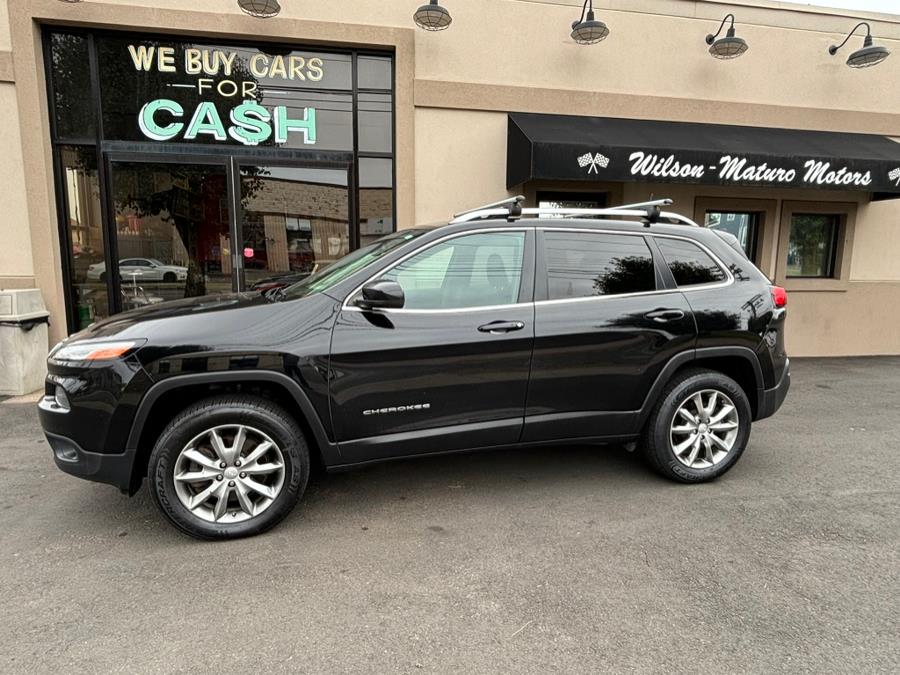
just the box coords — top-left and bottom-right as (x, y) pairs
(642, 368), (752, 483)
(148, 395), (309, 540)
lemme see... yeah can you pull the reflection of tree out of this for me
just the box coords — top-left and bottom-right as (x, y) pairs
(593, 256), (654, 295)
(789, 215), (832, 276)
(668, 260), (721, 285)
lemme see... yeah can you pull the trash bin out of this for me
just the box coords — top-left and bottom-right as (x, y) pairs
(0, 289), (50, 396)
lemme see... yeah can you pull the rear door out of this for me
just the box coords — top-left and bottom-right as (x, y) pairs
(329, 229), (535, 463)
(524, 227), (696, 442)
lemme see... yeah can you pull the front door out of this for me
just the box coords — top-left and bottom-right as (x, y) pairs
(106, 157), (233, 313)
(524, 228), (696, 442)
(330, 229), (536, 463)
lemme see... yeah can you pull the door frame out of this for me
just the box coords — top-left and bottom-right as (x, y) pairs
(101, 145), (355, 309)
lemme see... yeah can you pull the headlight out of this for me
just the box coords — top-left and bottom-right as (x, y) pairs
(50, 339), (145, 362)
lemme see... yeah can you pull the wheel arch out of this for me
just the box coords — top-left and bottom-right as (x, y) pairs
(125, 371), (339, 494)
(638, 347), (764, 428)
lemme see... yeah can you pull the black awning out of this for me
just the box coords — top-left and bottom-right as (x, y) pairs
(508, 112), (900, 198)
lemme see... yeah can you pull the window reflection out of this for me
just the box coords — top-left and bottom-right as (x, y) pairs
(545, 232), (655, 299)
(240, 166), (350, 292)
(359, 158), (394, 248)
(705, 211), (759, 259)
(787, 214), (839, 278)
(657, 238), (727, 286)
(60, 147), (107, 327)
(110, 162), (232, 308)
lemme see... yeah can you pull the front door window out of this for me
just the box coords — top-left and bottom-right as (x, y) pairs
(379, 232), (526, 309)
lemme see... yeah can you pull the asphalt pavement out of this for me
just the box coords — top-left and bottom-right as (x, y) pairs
(1, 357), (898, 673)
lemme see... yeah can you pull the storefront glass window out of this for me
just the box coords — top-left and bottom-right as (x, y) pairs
(359, 158), (394, 248)
(240, 165), (350, 290)
(59, 146), (108, 328)
(705, 211), (759, 259)
(48, 34), (95, 140)
(45, 29), (395, 333)
(786, 214), (839, 278)
(358, 56), (392, 90)
(109, 162), (232, 306)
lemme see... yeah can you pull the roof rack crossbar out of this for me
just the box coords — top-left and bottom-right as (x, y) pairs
(448, 198), (699, 227)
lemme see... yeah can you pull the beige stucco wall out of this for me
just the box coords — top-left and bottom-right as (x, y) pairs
(1, 0), (899, 356)
(0, 82), (34, 289)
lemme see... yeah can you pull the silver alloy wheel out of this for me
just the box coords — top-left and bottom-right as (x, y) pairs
(669, 389), (740, 469)
(173, 424), (286, 523)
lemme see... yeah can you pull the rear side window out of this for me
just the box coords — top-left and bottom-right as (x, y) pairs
(543, 231), (655, 299)
(656, 238), (727, 286)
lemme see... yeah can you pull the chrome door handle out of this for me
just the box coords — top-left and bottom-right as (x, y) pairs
(478, 320), (525, 334)
(644, 309), (685, 323)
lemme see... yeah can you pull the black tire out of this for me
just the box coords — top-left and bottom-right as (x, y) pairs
(148, 395), (309, 540)
(641, 368), (752, 483)
(99, 271), (107, 282)
(162, 271), (177, 283)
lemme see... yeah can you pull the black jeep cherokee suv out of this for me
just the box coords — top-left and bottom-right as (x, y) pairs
(38, 199), (790, 539)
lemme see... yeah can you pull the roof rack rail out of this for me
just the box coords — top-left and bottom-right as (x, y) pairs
(449, 197), (700, 227)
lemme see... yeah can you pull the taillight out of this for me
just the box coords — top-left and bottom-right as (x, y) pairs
(771, 285), (787, 308)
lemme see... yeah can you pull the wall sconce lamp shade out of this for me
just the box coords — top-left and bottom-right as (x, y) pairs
(238, 0), (281, 18)
(414, 0), (452, 31)
(571, 0), (609, 45)
(829, 23), (890, 68)
(705, 14), (748, 59)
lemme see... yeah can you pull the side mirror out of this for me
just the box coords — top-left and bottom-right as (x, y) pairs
(356, 280), (405, 311)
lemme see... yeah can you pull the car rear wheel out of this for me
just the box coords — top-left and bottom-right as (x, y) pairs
(642, 368), (751, 483)
(148, 395), (309, 540)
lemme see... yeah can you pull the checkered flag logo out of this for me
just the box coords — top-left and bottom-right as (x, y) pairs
(889, 167), (900, 186)
(577, 152), (610, 174)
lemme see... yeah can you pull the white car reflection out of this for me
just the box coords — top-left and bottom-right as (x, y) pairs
(86, 258), (189, 282)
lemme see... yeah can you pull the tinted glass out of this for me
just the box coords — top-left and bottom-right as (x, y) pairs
(382, 232), (525, 309)
(357, 55), (392, 90)
(109, 161), (232, 307)
(357, 92), (392, 153)
(59, 146), (107, 327)
(657, 238), (727, 286)
(705, 211), (758, 258)
(283, 230), (426, 299)
(786, 214), (839, 278)
(239, 165), (349, 290)
(544, 231), (655, 299)
(49, 33), (95, 139)
(359, 158), (394, 248)
(97, 37), (354, 149)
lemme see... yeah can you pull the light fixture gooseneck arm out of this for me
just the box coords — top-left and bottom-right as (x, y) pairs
(829, 22), (872, 54)
(576, 0), (594, 25)
(706, 13), (735, 44)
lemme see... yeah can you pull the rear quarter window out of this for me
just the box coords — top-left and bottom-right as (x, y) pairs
(655, 237), (727, 287)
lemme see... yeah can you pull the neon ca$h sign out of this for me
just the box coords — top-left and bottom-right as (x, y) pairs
(130, 44), (319, 146)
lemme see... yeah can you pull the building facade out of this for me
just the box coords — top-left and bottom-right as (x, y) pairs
(1, 0), (899, 357)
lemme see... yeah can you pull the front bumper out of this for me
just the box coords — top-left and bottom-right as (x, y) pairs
(39, 395), (137, 493)
(756, 359), (790, 421)
(44, 430), (136, 493)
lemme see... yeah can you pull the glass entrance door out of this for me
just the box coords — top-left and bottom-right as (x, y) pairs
(107, 159), (234, 312)
(237, 164), (351, 292)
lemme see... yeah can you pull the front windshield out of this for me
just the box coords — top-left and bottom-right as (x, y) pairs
(280, 229), (430, 299)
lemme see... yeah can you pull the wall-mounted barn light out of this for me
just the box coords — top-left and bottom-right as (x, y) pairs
(414, 0), (452, 31)
(705, 14), (749, 59)
(570, 0), (609, 45)
(238, 0), (282, 19)
(829, 22), (890, 68)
